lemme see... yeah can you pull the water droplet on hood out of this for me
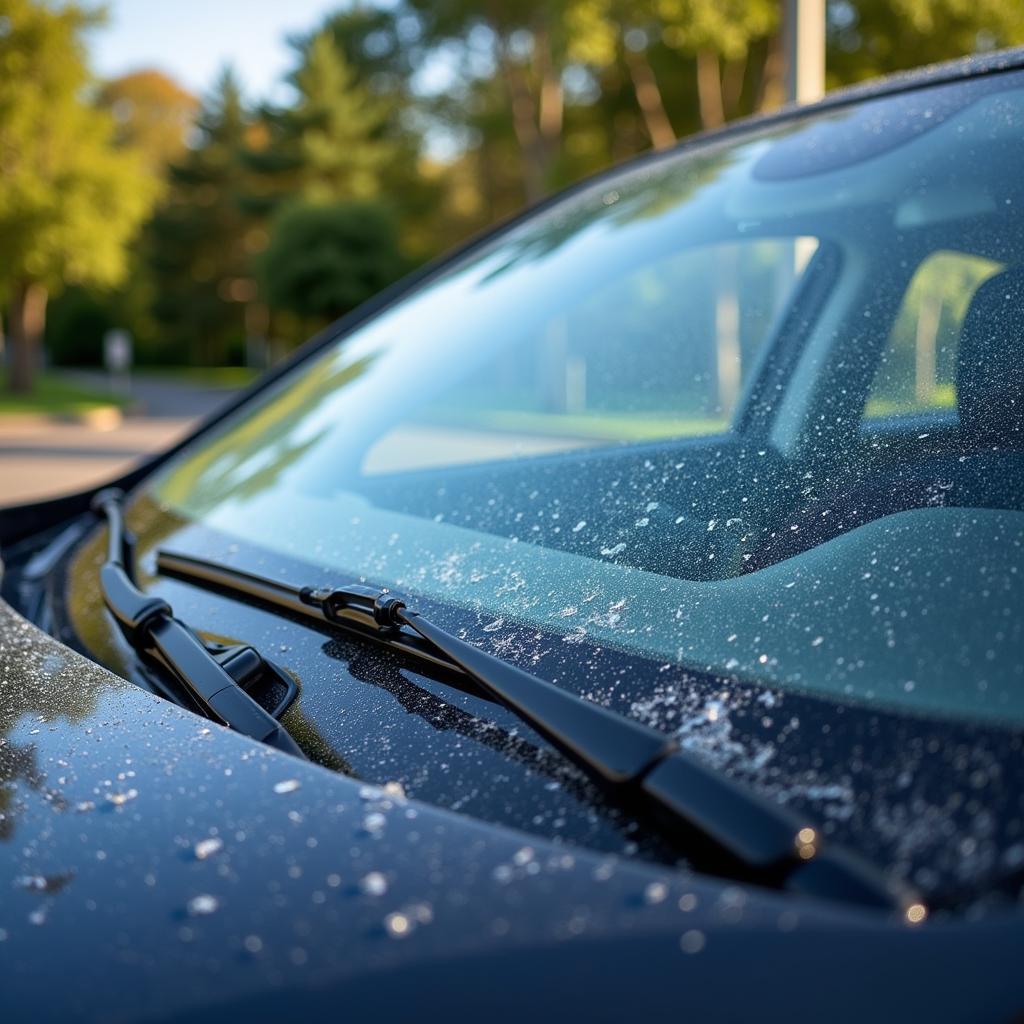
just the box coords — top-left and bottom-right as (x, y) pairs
(193, 837), (224, 860)
(186, 894), (220, 916)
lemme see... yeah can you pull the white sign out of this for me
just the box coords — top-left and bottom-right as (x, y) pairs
(103, 329), (132, 374)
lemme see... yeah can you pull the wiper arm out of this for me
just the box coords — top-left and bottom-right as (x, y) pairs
(156, 548), (920, 916)
(91, 491), (305, 760)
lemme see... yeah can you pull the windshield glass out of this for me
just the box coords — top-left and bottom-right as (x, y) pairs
(148, 71), (1024, 729)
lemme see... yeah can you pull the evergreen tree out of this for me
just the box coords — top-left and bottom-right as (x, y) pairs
(146, 69), (257, 365)
(246, 31), (396, 209)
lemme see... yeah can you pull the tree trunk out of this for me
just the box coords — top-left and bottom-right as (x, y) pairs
(756, 31), (786, 113)
(535, 26), (564, 171)
(499, 55), (548, 203)
(721, 55), (748, 119)
(624, 48), (676, 149)
(7, 280), (48, 394)
(696, 49), (726, 130)
(494, 22), (562, 204)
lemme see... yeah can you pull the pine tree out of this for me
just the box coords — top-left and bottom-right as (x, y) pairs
(146, 69), (257, 366)
(247, 32), (396, 208)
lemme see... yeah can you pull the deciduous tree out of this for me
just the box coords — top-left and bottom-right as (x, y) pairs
(259, 199), (406, 323)
(0, 0), (157, 391)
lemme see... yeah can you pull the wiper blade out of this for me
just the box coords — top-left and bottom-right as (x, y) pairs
(156, 548), (920, 916)
(91, 491), (304, 760)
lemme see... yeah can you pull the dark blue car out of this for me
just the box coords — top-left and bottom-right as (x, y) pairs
(2, 47), (1023, 1023)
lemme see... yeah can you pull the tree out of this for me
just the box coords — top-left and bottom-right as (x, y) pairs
(145, 69), (258, 366)
(405, 0), (777, 202)
(246, 31), (396, 209)
(827, 0), (1024, 85)
(408, 1), (581, 202)
(97, 70), (199, 176)
(0, 0), (158, 392)
(244, 20), (435, 345)
(291, 8), (446, 261)
(259, 199), (407, 323)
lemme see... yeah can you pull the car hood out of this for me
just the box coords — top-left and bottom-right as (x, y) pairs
(1, 593), (1024, 1021)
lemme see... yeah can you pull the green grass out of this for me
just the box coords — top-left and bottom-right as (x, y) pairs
(863, 383), (957, 420)
(139, 365), (260, 388)
(0, 370), (127, 416)
(427, 407), (728, 442)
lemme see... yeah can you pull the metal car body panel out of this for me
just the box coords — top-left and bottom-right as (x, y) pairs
(1, 603), (1022, 1023)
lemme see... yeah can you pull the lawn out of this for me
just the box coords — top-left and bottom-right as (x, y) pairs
(0, 370), (127, 416)
(141, 365), (260, 389)
(863, 383), (957, 420)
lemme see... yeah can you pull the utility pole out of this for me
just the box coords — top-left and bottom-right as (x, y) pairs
(782, 0), (826, 282)
(784, 0), (826, 104)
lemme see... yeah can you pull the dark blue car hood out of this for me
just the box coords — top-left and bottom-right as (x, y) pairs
(0, 599), (1022, 1022)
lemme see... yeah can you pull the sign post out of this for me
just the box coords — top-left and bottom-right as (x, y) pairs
(103, 328), (133, 399)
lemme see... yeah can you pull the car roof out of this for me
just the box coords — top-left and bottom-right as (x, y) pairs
(805, 44), (1024, 113)
(663, 45), (1024, 159)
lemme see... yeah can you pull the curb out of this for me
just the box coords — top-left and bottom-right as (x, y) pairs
(0, 405), (124, 432)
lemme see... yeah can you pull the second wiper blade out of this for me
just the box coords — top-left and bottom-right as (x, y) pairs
(156, 548), (919, 916)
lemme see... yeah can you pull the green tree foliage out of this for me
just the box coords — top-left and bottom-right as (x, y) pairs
(0, 0), (158, 391)
(145, 70), (259, 366)
(297, 7), (444, 261)
(408, 1), (583, 201)
(259, 199), (406, 323)
(18, 0), (1024, 376)
(246, 31), (396, 209)
(98, 69), (199, 177)
(405, 0), (779, 207)
(828, 0), (1024, 85)
(44, 286), (113, 367)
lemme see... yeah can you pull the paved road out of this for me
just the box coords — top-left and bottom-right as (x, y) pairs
(0, 375), (241, 507)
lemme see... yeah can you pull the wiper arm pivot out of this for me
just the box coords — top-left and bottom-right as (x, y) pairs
(92, 491), (304, 760)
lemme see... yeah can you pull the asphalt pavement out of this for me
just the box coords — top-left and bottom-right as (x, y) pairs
(0, 373), (241, 507)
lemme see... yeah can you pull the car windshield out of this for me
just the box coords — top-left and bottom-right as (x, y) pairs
(147, 70), (1024, 729)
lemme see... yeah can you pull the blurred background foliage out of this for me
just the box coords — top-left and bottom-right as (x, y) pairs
(2, 0), (1024, 391)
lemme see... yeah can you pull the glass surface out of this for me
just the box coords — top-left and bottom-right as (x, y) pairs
(863, 249), (1002, 421)
(149, 71), (1024, 728)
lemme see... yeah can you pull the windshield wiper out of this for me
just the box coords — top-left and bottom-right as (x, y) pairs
(91, 491), (304, 760)
(155, 548), (921, 917)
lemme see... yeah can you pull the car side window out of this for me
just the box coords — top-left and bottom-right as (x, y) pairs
(863, 249), (1002, 423)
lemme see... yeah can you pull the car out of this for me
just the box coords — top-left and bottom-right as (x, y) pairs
(2, 46), (1024, 1023)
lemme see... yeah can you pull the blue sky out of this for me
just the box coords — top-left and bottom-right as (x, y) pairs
(87, 0), (344, 103)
